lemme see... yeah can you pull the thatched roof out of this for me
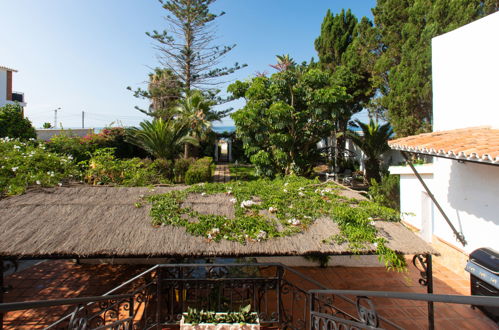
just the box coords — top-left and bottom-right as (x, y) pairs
(0, 186), (436, 258)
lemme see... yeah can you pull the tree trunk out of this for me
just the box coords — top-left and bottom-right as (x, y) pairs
(365, 158), (381, 184)
(184, 143), (191, 158)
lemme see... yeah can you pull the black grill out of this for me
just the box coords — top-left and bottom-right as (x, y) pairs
(465, 247), (499, 323)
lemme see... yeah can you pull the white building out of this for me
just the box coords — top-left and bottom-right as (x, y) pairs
(0, 65), (26, 108)
(389, 12), (499, 274)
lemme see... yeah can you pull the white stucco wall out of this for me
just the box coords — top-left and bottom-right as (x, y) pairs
(0, 70), (7, 107)
(432, 11), (499, 130)
(391, 12), (499, 255)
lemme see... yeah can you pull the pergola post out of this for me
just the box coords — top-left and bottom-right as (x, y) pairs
(228, 139), (233, 162)
(413, 254), (434, 330)
(214, 140), (219, 162)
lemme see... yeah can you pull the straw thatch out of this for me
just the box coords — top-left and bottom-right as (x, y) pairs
(0, 186), (436, 258)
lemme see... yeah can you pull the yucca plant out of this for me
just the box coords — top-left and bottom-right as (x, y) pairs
(346, 119), (392, 184)
(126, 118), (198, 161)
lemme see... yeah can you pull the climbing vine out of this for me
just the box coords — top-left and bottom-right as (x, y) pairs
(147, 176), (406, 270)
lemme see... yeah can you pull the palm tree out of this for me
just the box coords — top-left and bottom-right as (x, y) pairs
(174, 91), (214, 158)
(126, 118), (198, 161)
(346, 119), (392, 183)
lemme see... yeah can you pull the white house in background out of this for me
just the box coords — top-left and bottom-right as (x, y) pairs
(0, 65), (26, 109)
(389, 12), (499, 274)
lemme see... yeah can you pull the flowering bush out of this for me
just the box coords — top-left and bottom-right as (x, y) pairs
(84, 148), (171, 186)
(0, 137), (80, 196)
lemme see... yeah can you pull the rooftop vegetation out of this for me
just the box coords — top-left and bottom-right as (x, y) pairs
(147, 176), (405, 270)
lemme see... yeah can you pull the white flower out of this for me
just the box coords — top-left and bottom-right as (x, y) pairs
(211, 228), (220, 234)
(13, 145), (20, 150)
(298, 187), (304, 191)
(201, 192), (207, 197)
(240, 200), (257, 208)
(67, 155), (73, 160)
(268, 206), (277, 213)
(256, 230), (267, 241)
(36, 180), (41, 185)
(287, 218), (301, 226)
(298, 192), (305, 197)
(11, 167), (18, 172)
(284, 182), (289, 186)
(283, 189), (288, 193)
(229, 198), (237, 204)
(58, 183), (63, 187)
(373, 242), (378, 248)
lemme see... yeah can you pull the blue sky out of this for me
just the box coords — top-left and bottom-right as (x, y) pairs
(0, 0), (375, 128)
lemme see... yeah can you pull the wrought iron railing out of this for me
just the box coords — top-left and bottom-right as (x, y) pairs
(1, 261), (498, 329)
(309, 289), (499, 330)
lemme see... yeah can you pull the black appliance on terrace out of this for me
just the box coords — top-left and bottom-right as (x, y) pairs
(465, 247), (499, 323)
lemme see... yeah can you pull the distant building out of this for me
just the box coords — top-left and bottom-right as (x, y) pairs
(0, 65), (27, 109)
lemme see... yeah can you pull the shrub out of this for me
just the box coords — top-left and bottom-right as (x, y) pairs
(0, 137), (80, 196)
(84, 148), (171, 186)
(368, 175), (400, 211)
(185, 157), (213, 185)
(174, 158), (195, 182)
(46, 134), (97, 163)
(151, 158), (174, 181)
(0, 104), (36, 140)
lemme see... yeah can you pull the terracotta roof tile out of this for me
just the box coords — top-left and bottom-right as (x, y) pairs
(389, 127), (499, 164)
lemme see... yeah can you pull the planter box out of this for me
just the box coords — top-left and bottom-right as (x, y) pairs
(180, 313), (260, 330)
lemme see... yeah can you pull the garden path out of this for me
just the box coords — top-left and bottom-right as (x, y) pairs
(212, 163), (231, 183)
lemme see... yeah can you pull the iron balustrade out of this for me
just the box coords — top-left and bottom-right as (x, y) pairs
(0, 260), (498, 329)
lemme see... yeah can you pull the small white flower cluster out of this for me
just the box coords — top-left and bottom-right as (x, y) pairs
(47, 171), (55, 177)
(315, 187), (334, 196)
(229, 198), (237, 204)
(240, 200), (257, 208)
(287, 218), (301, 226)
(207, 227), (220, 240)
(268, 206), (277, 213)
(256, 230), (267, 241)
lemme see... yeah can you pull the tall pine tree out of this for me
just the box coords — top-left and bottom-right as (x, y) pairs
(147, 0), (246, 93)
(315, 9), (375, 168)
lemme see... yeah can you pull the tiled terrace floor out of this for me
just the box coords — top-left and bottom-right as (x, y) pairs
(2, 258), (497, 329)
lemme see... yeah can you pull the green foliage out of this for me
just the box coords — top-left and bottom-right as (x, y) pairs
(229, 63), (348, 177)
(0, 104), (36, 140)
(369, 175), (400, 211)
(147, 176), (405, 270)
(315, 9), (375, 168)
(185, 157), (213, 184)
(129, 67), (182, 119)
(84, 148), (171, 186)
(184, 305), (257, 325)
(346, 119), (392, 183)
(229, 165), (257, 181)
(372, 0), (499, 136)
(126, 118), (198, 160)
(47, 127), (146, 163)
(42, 122), (52, 129)
(0, 137), (80, 196)
(174, 157), (195, 182)
(146, 0), (245, 92)
(46, 135), (95, 163)
(175, 91), (216, 157)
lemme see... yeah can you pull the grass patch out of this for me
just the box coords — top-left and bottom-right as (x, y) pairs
(147, 176), (406, 270)
(229, 165), (257, 181)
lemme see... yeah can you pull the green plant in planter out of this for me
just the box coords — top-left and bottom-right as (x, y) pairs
(184, 305), (257, 325)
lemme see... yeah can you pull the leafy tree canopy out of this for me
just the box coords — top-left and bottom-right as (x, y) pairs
(229, 59), (349, 177)
(0, 104), (36, 140)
